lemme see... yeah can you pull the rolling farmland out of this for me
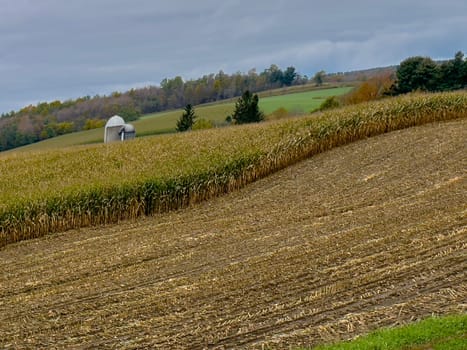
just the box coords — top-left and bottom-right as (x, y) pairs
(258, 87), (352, 113)
(1, 118), (465, 349)
(1, 92), (466, 248)
(5, 86), (352, 153)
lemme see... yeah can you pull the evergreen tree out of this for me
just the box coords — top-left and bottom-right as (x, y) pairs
(282, 66), (297, 86)
(439, 51), (466, 90)
(396, 56), (439, 93)
(176, 104), (196, 132)
(231, 91), (264, 124)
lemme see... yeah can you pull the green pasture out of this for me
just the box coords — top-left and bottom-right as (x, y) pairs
(4, 86), (353, 153)
(138, 102), (235, 130)
(5, 128), (104, 152)
(259, 86), (352, 114)
(139, 86), (353, 125)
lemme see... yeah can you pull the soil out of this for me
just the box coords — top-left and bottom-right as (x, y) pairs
(1, 119), (465, 349)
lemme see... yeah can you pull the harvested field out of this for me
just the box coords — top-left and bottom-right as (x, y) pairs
(1, 119), (466, 349)
(3, 92), (467, 247)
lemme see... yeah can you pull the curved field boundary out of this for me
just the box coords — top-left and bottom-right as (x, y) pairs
(1, 92), (467, 247)
(0, 119), (465, 348)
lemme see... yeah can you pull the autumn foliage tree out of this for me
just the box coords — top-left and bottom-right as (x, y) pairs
(313, 71), (326, 86)
(341, 73), (395, 105)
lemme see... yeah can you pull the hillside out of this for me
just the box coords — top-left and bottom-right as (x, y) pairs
(0, 63), (339, 153)
(1, 118), (465, 349)
(4, 86), (352, 153)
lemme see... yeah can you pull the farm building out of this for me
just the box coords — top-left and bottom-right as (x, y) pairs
(104, 115), (136, 143)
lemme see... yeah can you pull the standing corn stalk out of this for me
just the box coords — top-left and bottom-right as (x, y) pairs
(1, 92), (466, 247)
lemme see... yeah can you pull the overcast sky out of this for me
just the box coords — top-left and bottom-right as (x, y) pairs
(1, 0), (466, 114)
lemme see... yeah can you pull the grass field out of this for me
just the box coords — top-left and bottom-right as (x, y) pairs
(6, 86), (353, 152)
(1, 119), (465, 348)
(258, 87), (352, 114)
(311, 315), (466, 350)
(125, 86), (354, 126)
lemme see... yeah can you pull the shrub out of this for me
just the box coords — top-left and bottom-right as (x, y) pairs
(318, 96), (340, 111)
(267, 107), (289, 120)
(192, 118), (214, 130)
(84, 119), (106, 130)
(341, 73), (396, 105)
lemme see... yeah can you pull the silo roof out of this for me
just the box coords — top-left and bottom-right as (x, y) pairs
(105, 115), (125, 127)
(122, 124), (135, 132)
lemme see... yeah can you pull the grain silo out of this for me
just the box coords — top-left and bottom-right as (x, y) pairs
(104, 115), (136, 142)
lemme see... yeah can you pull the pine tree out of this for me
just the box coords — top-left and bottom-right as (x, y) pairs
(176, 104), (196, 132)
(231, 91), (264, 124)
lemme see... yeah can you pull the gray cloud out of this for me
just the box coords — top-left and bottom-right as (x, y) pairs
(1, 0), (466, 113)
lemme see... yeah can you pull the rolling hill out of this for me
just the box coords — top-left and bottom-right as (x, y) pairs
(4, 86), (352, 153)
(0, 117), (465, 349)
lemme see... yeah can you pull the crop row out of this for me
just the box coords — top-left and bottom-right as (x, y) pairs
(1, 91), (466, 247)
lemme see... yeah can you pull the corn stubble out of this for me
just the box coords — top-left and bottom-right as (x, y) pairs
(0, 118), (465, 348)
(1, 91), (466, 246)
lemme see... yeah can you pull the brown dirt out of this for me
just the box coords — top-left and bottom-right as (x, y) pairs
(0, 119), (466, 349)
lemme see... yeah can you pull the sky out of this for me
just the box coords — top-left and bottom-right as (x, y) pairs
(1, 0), (466, 114)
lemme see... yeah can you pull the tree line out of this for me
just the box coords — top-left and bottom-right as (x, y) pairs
(2, 52), (466, 152)
(320, 51), (467, 111)
(0, 65), (306, 151)
(393, 51), (467, 94)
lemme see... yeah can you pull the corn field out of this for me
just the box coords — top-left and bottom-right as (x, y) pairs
(1, 118), (465, 348)
(1, 91), (466, 247)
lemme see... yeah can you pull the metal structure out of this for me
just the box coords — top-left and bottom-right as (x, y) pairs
(104, 115), (136, 143)
(119, 123), (136, 141)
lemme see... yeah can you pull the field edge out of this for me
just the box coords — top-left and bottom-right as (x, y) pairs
(1, 92), (467, 248)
